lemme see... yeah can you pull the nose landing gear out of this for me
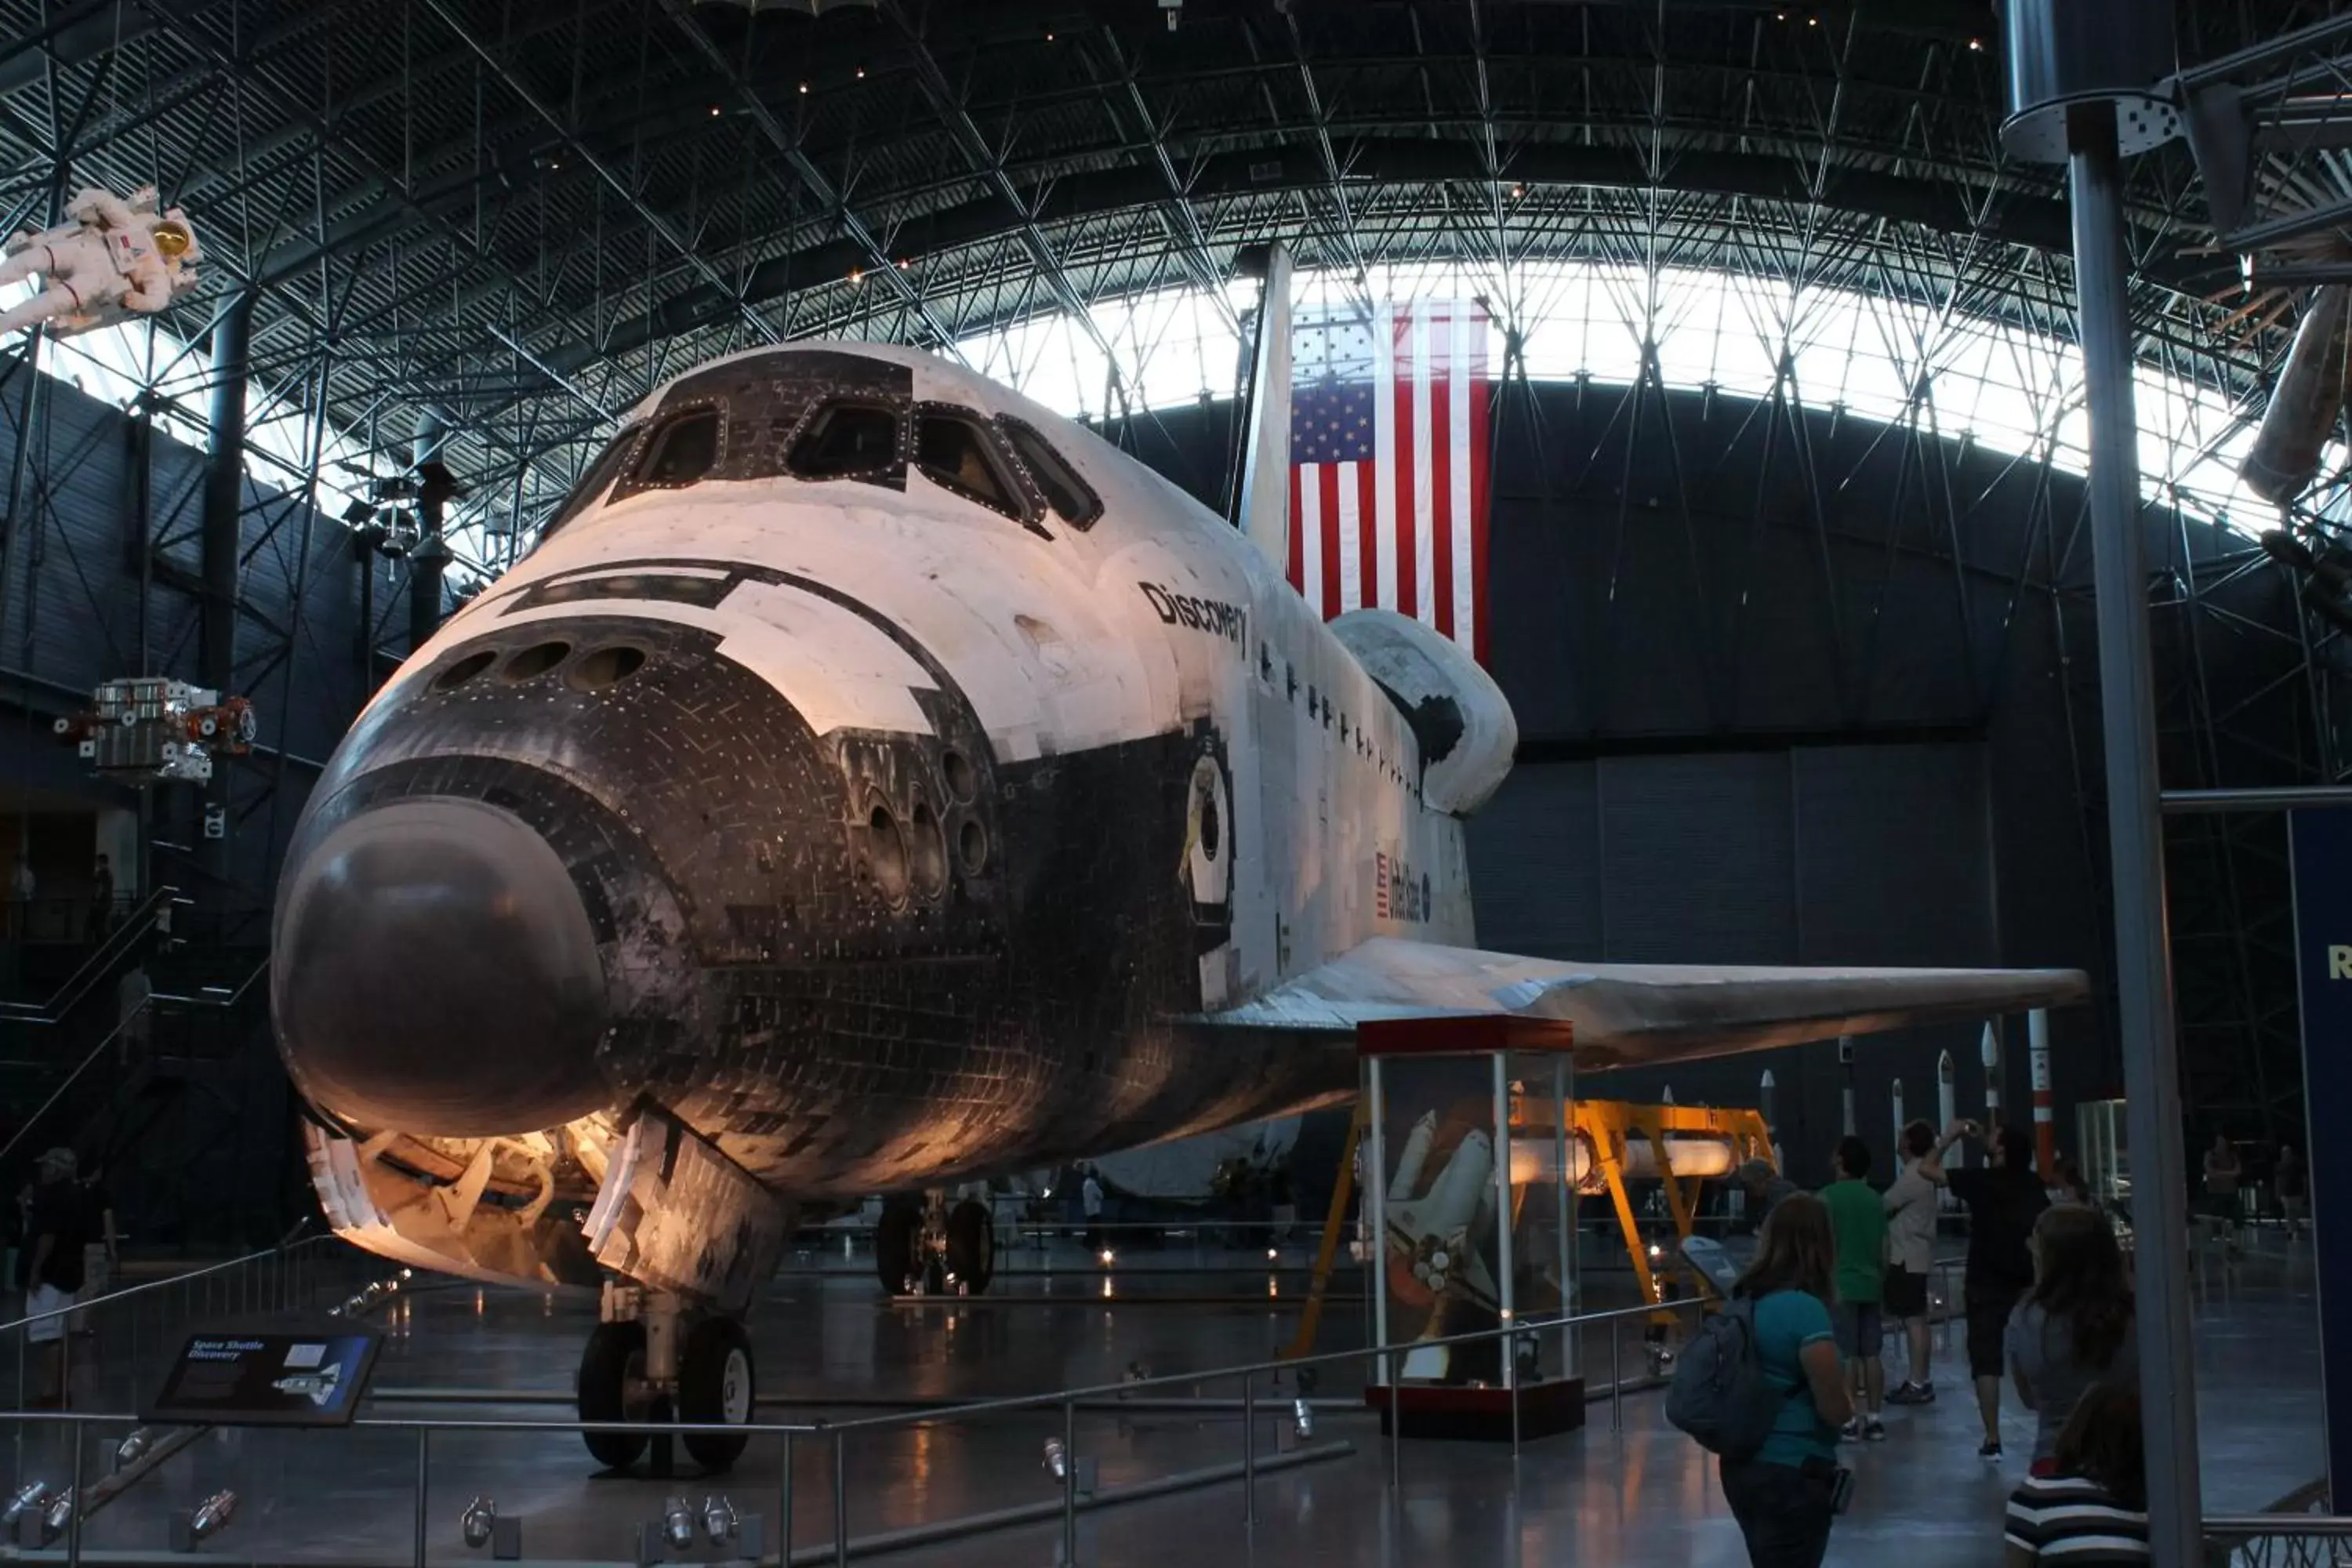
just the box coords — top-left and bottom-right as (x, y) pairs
(575, 1287), (757, 1474)
(874, 1193), (997, 1297)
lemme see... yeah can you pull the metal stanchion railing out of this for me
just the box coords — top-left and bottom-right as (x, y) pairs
(1241, 1374), (1256, 1526)
(1061, 1396), (1078, 1563)
(778, 1430), (793, 1564)
(831, 1425), (848, 1567)
(0, 1293), (1729, 1563)
(411, 1428), (428, 1568)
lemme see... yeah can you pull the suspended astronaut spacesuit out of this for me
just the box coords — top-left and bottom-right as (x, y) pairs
(0, 186), (201, 339)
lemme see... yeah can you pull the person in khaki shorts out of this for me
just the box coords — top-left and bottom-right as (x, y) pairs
(1882, 1120), (1944, 1405)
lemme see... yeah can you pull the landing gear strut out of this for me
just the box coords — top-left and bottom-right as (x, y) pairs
(875, 1193), (996, 1297)
(575, 1287), (757, 1474)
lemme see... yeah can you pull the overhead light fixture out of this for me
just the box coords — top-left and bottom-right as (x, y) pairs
(460, 1498), (497, 1550)
(1098, 1247), (1116, 1267)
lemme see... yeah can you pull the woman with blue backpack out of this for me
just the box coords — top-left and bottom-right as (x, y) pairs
(1717, 1192), (1855, 1566)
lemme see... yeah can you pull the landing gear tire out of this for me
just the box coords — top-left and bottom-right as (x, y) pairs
(678, 1318), (756, 1472)
(946, 1198), (996, 1294)
(577, 1320), (650, 1471)
(877, 1198), (921, 1294)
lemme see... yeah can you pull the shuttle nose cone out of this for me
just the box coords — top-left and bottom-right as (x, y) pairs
(274, 797), (610, 1135)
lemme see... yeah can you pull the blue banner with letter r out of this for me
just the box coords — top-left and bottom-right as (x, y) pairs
(2289, 807), (2352, 1497)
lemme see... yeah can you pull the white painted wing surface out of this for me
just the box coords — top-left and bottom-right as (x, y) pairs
(1204, 937), (2090, 1069)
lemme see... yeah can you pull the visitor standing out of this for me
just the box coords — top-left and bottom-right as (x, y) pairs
(2202, 1134), (2243, 1256)
(85, 853), (114, 942)
(2002, 1381), (2150, 1564)
(22, 1149), (85, 1407)
(2006, 1205), (2136, 1472)
(1883, 1120), (1944, 1406)
(1819, 1136), (1887, 1440)
(1080, 1167), (1105, 1254)
(1939, 1120), (2049, 1461)
(1717, 1192), (1853, 1568)
(2278, 1143), (2308, 1240)
(1737, 1159), (1802, 1227)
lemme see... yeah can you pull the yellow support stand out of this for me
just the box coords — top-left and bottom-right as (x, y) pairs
(1279, 1099), (1365, 1363)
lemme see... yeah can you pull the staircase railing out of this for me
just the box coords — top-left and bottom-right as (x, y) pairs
(0, 887), (184, 1025)
(0, 955), (270, 1170)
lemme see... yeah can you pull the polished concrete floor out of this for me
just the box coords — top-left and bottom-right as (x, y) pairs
(0, 1233), (2321, 1565)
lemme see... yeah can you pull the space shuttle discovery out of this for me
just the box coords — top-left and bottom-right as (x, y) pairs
(272, 256), (2086, 1467)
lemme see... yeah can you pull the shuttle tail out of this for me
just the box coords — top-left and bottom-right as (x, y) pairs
(1232, 243), (1296, 574)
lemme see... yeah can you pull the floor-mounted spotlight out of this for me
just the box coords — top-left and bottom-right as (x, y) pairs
(460, 1497), (497, 1550)
(1043, 1437), (1068, 1483)
(700, 1496), (739, 1545)
(661, 1497), (695, 1551)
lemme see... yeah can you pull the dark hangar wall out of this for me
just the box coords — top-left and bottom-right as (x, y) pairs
(0, 372), (430, 910)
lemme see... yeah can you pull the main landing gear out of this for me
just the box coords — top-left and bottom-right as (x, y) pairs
(874, 1193), (996, 1296)
(576, 1286), (755, 1474)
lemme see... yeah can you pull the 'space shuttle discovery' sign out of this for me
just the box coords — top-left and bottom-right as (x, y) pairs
(143, 1314), (383, 1427)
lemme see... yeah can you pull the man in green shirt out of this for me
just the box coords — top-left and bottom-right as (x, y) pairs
(1819, 1135), (1888, 1441)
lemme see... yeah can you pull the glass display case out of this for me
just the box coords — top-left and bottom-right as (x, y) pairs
(1359, 1015), (1584, 1440)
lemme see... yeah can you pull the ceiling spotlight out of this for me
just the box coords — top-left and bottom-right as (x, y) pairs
(710, 105), (722, 117)
(1098, 1247), (1116, 1266)
(1968, 37), (1984, 51)
(114, 1429), (154, 1468)
(855, 65), (866, 79)
(1509, 183), (1526, 199)
(848, 268), (863, 285)
(1266, 1247), (1279, 1261)
(798, 82), (809, 94)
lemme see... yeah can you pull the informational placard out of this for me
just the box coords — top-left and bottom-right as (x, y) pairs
(2288, 808), (2352, 1494)
(142, 1314), (383, 1428)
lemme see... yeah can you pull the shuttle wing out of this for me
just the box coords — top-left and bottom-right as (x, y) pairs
(1200, 937), (2089, 1069)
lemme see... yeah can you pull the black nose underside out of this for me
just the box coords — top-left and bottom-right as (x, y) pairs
(275, 797), (608, 1135)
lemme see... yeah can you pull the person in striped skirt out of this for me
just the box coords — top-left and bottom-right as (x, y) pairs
(2002, 1381), (2148, 1564)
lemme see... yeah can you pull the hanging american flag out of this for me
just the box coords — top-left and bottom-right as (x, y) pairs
(1287, 299), (1494, 664)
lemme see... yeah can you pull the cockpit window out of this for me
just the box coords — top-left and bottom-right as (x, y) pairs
(538, 423), (644, 541)
(914, 407), (1036, 527)
(998, 416), (1102, 530)
(628, 408), (721, 491)
(789, 401), (902, 480)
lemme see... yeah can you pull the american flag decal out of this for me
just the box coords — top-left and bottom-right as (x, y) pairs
(1287, 299), (1494, 664)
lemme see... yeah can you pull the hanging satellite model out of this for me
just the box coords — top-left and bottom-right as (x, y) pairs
(55, 680), (255, 785)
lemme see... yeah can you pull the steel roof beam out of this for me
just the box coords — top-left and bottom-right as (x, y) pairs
(652, 0), (967, 358)
(413, 0), (784, 347)
(877, 1), (1131, 411)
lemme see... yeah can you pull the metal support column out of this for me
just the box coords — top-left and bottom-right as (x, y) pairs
(198, 290), (254, 889)
(2067, 100), (2201, 1563)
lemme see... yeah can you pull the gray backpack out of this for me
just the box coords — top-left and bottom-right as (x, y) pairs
(1666, 1297), (1782, 1458)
